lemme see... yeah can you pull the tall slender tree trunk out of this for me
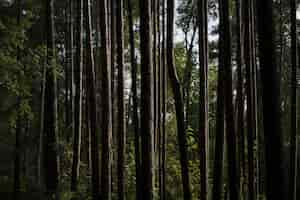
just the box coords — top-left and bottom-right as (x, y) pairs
(139, 0), (154, 198)
(211, 33), (225, 200)
(219, 0), (239, 199)
(289, 0), (298, 199)
(85, 0), (100, 198)
(13, 105), (21, 200)
(38, 59), (46, 186)
(235, 0), (245, 195)
(167, 0), (192, 199)
(256, 1), (284, 199)
(116, 0), (126, 199)
(44, 0), (59, 198)
(243, 0), (255, 199)
(152, 0), (158, 153)
(71, 0), (83, 192)
(161, 0), (167, 198)
(66, 0), (75, 142)
(197, 0), (208, 199)
(110, 0), (116, 195)
(127, 0), (141, 199)
(98, 0), (112, 199)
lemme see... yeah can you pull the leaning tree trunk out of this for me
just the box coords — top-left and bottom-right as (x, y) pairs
(71, 0), (83, 192)
(98, 0), (113, 199)
(116, 0), (126, 199)
(290, 0), (298, 199)
(127, 0), (141, 199)
(167, 0), (192, 199)
(197, 0), (208, 199)
(139, 0), (154, 198)
(44, 0), (59, 198)
(256, 1), (285, 200)
(219, 0), (239, 199)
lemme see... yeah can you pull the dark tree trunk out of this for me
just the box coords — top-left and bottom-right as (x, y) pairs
(86, 0), (100, 198)
(116, 0), (126, 199)
(127, 0), (141, 199)
(197, 0), (208, 199)
(256, 1), (285, 199)
(139, 0), (154, 198)
(219, 0), (239, 199)
(71, 0), (83, 192)
(235, 0), (245, 194)
(289, 0), (298, 199)
(13, 104), (21, 200)
(167, 0), (192, 199)
(161, 0), (167, 199)
(110, 0), (116, 195)
(66, 0), (75, 142)
(152, 0), (158, 153)
(98, 0), (112, 199)
(211, 35), (225, 200)
(243, 0), (255, 199)
(44, 0), (59, 198)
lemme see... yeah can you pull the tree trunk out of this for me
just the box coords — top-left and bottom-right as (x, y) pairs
(86, 0), (100, 198)
(289, 0), (298, 199)
(13, 103), (21, 200)
(98, 0), (112, 199)
(166, 0), (192, 199)
(211, 36), (225, 200)
(116, 0), (126, 199)
(66, 0), (75, 142)
(243, 0), (255, 199)
(197, 0), (208, 199)
(256, 1), (284, 199)
(161, 0), (167, 198)
(127, 0), (141, 198)
(219, 0), (239, 199)
(235, 0), (245, 195)
(139, 0), (154, 198)
(71, 0), (83, 192)
(44, 0), (59, 198)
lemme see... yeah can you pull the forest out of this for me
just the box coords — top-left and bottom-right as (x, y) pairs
(0, 0), (299, 199)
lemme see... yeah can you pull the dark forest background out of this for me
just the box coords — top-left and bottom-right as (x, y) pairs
(0, 0), (299, 199)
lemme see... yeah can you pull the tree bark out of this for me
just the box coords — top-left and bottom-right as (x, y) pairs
(139, 0), (154, 198)
(256, 1), (285, 199)
(167, 0), (192, 199)
(161, 0), (167, 199)
(219, 0), (239, 199)
(197, 0), (208, 199)
(289, 0), (298, 199)
(116, 0), (126, 199)
(127, 0), (141, 199)
(71, 0), (83, 192)
(44, 0), (59, 198)
(243, 0), (255, 199)
(98, 0), (112, 199)
(86, 0), (100, 198)
(235, 0), (245, 195)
